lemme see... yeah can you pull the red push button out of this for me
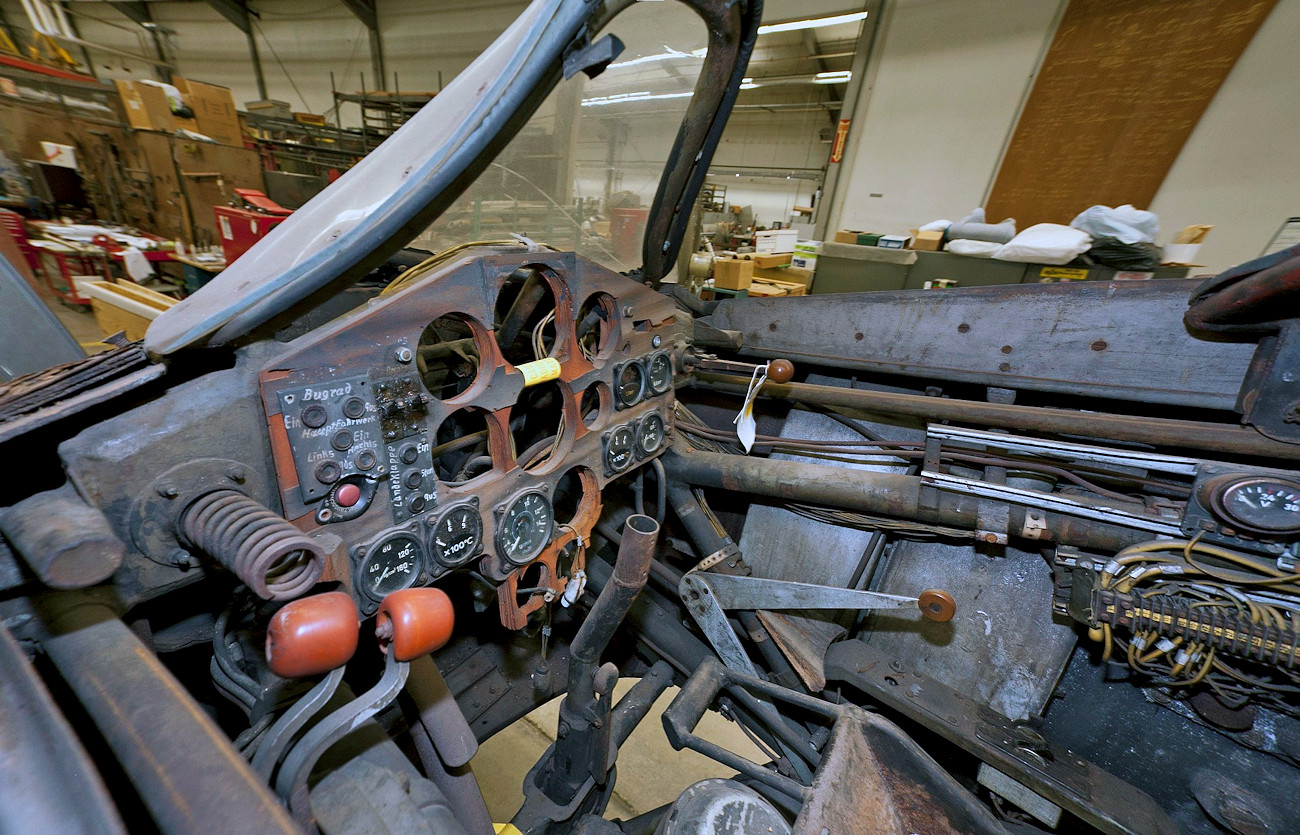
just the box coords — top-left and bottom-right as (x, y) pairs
(336, 483), (362, 507)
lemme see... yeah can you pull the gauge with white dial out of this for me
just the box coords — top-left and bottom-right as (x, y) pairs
(430, 504), (482, 567)
(496, 491), (553, 566)
(1211, 477), (1300, 534)
(359, 533), (423, 600)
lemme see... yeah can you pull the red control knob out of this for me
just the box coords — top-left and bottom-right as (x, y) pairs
(375, 588), (455, 661)
(917, 589), (957, 623)
(767, 359), (795, 384)
(265, 591), (360, 678)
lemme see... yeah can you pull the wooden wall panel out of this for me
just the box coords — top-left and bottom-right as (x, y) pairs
(986, 0), (1277, 227)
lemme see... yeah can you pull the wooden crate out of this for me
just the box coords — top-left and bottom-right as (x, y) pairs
(743, 252), (792, 269)
(83, 280), (177, 341)
(748, 278), (807, 297)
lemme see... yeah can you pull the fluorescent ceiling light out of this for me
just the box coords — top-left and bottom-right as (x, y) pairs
(757, 11), (868, 35)
(812, 70), (852, 84)
(608, 46), (707, 69)
(581, 90), (695, 107)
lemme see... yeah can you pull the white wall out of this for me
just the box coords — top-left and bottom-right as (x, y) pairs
(829, 0), (1300, 273)
(1148, 0), (1300, 273)
(827, 0), (1065, 236)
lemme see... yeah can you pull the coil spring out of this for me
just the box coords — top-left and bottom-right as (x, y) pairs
(1096, 588), (1300, 670)
(181, 490), (324, 601)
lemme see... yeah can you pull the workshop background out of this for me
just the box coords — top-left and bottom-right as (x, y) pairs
(0, 0), (1297, 822)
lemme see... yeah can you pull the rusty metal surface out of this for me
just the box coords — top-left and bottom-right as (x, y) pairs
(695, 372), (1300, 461)
(37, 596), (299, 834)
(863, 540), (1077, 721)
(0, 483), (124, 588)
(703, 279), (1256, 410)
(0, 621), (126, 834)
(1185, 245), (1300, 333)
(824, 639), (1178, 835)
(793, 711), (1006, 835)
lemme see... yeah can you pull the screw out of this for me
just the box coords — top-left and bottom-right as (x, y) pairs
(652, 335), (662, 347)
(622, 305), (634, 317)
(395, 346), (413, 363)
(226, 465), (246, 483)
(157, 483), (178, 499)
(168, 548), (195, 569)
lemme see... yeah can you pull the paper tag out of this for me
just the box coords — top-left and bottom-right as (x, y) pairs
(732, 363), (769, 453)
(518, 357), (562, 387)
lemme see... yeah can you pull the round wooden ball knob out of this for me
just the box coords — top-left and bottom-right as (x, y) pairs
(265, 591), (360, 678)
(375, 588), (455, 662)
(767, 359), (795, 384)
(917, 589), (956, 623)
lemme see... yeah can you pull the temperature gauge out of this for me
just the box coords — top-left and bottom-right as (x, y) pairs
(430, 504), (482, 567)
(358, 533), (424, 600)
(636, 412), (666, 457)
(1210, 477), (1300, 534)
(496, 491), (554, 566)
(605, 425), (635, 474)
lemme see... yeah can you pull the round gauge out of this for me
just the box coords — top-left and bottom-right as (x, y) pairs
(605, 425), (636, 473)
(616, 363), (646, 408)
(496, 491), (554, 566)
(430, 504), (482, 567)
(647, 353), (673, 395)
(359, 533), (423, 600)
(1211, 477), (1300, 534)
(637, 412), (666, 457)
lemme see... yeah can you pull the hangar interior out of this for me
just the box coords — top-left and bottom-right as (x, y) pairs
(0, 1), (1299, 833)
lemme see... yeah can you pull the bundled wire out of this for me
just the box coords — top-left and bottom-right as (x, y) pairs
(1092, 536), (1300, 715)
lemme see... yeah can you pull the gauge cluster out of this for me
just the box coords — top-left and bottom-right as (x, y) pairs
(256, 251), (681, 625)
(1184, 463), (1300, 555)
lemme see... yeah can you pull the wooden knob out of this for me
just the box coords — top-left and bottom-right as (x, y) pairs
(917, 589), (956, 623)
(767, 359), (795, 384)
(376, 588), (455, 661)
(265, 591), (359, 678)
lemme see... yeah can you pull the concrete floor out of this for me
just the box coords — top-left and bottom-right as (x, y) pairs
(25, 278), (767, 826)
(471, 678), (766, 824)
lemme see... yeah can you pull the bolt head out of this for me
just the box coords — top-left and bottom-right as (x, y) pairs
(395, 346), (413, 363)
(226, 465), (246, 483)
(652, 335), (662, 348)
(157, 484), (178, 499)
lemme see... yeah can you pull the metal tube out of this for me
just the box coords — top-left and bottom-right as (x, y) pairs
(666, 448), (1152, 553)
(38, 596), (297, 835)
(693, 372), (1300, 461)
(566, 514), (659, 714)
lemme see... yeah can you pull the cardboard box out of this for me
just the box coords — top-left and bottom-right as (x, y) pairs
(857, 233), (881, 246)
(713, 258), (754, 290)
(834, 229), (865, 244)
(791, 254), (817, 271)
(743, 252), (792, 268)
(909, 229), (944, 252)
(878, 234), (912, 249)
(116, 79), (174, 131)
(793, 240), (821, 257)
(246, 99), (293, 120)
(174, 77), (241, 146)
(755, 229), (798, 254)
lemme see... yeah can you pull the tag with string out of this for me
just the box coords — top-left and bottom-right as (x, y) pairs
(732, 362), (769, 453)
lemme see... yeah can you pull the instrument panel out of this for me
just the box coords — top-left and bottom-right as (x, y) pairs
(258, 251), (682, 626)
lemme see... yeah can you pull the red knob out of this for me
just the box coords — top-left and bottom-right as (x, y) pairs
(265, 591), (360, 678)
(375, 588), (455, 661)
(767, 359), (795, 384)
(917, 589), (957, 623)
